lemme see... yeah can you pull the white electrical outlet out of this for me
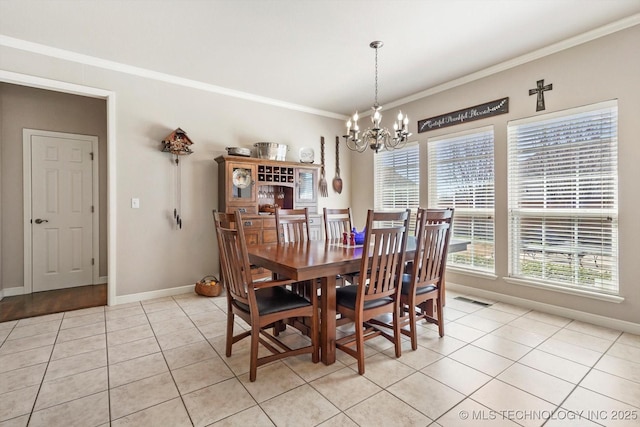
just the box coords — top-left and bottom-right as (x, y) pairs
(131, 198), (140, 209)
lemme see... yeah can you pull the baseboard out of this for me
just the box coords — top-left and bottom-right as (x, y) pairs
(1, 286), (26, 297)
(96, 276), (108, 285)
(447, 282), (640, 335)
(114, 284), (195, 305)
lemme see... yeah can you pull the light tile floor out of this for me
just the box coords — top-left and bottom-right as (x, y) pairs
(1, 291), (639, 426)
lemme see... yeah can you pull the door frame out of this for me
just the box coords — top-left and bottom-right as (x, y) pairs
(1, 69), (117, 305)
(23, 129), (100, 294)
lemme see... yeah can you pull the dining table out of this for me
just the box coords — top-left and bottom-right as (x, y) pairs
(247, 237), (469, 365)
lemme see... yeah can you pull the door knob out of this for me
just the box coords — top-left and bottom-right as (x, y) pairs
(34, 218), (49, 224)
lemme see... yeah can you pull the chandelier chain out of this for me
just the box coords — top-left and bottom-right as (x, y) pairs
(374, 46), (379, 106)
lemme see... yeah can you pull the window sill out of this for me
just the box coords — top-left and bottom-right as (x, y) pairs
(447, 267), (498, 281)
(503, 277), (624, 303)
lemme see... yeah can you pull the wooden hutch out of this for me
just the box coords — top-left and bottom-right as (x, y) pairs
(215, 155), (322, 277)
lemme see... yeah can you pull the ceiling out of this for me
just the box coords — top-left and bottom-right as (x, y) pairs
(1, 0), (639, 118)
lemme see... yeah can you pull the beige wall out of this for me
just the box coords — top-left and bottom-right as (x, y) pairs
(352, 25), (640, 324)
(0, 83), (108, 289)
(0, 85), (3, 292)
(0, 45), (348, 298)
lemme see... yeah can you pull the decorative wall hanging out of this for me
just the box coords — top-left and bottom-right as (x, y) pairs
(529, 79), (553, 111)
(418, 97), (509, 133)
(161, 128), (194, 229)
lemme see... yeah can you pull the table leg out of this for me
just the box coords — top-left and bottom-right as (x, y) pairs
(320, 275), (336, 364)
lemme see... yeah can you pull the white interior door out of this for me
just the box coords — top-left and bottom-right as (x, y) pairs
(30, 132), (94, 292)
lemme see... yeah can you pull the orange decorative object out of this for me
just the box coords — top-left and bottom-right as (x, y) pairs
(195, 276), (222, 297)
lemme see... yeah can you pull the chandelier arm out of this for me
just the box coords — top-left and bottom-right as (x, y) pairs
(345, 136), (367, 153)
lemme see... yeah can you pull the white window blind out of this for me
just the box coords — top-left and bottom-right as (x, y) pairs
(507, 100), (618, 294)
(427, 127), (495, 272)
(374, 143), (420, 228)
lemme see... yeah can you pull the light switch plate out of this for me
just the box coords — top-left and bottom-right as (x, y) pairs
(131, 198), (140, 208)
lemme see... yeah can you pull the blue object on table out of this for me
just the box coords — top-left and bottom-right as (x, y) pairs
(353, 227), (366, 245)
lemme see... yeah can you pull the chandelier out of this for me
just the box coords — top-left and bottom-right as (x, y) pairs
(343, 41), (411, 153)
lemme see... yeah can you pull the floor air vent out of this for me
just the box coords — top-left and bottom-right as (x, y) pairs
(453, 296), (492, 307)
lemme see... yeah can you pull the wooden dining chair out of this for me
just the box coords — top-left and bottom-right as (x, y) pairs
(213, 210), (319, 382)
(335, 209), (410, 375)
(323, 207), (353, 241)
(323, 207), (356, 286)
(273, 206), (317, 333)
(406, 208), (451, 264)
(385, 208), (453, 350)
(275, 207), (311, 244)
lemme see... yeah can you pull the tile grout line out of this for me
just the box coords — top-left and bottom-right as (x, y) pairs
(23, 313), (64, 425)
(430, 305), (531, 426)
(23, 307), (110, 425)
(162, 295), (200, 427)
(538, 332), (623, 426)
(429, 302), (594, 425)
(444, 305), (629, 426)
(106, 300), (173, 424)
(103, 303), (115, 426)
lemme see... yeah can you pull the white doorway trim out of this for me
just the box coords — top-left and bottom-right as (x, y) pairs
(1, 70), (117, 306)
(23, 129), (100, 293)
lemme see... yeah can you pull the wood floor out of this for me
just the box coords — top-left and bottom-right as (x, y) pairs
(0, 284), (107, 323)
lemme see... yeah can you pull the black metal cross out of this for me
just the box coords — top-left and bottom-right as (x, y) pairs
(529, 79), (553, 111)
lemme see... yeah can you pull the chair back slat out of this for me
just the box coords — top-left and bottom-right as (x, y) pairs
(323, 208), (353, 240)
(212, 210), (236, 286)
(359, 210), (410, 302)
(275, 207), (310, 244)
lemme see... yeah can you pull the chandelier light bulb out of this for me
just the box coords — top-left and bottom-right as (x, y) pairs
(373, 110), (381, 124)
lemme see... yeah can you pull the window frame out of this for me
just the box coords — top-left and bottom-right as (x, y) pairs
(507, 100), (619, 295)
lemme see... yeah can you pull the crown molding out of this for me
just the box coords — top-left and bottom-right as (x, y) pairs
(2, 13), (638, 120)
(384, 14), (640, 111)
(0, 34), (345, 120)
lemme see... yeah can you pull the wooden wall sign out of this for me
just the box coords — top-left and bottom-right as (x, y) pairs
(418, 97), (509, 133)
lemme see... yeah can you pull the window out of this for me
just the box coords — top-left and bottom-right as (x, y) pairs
(427, 127), (495, 273)
(507, 100), (618, 294)
(374, 143), (420, 228)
